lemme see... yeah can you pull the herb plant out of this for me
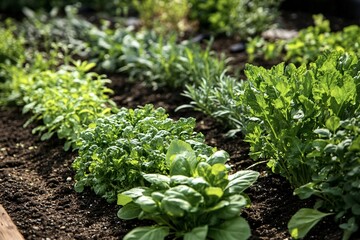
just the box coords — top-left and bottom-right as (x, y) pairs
(247, 15), (360, 64)
(4, 61), (115, 150)
(180, 73), (247, 136)
(119, 32), (227, 89)
(132, 0), (190, 34)
(118, 140), (259, 240)
(188, 0), (282, 38)
(289, 115), (360, 239)
(73, 105), (214, 202)
(243, 51), (360, 187)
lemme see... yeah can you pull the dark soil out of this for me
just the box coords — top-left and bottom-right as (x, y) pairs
(1, 10), (360, 240)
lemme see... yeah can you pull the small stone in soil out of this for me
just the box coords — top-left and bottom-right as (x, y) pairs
(190, 33), (211, 43)
(229, 42), (246, 53)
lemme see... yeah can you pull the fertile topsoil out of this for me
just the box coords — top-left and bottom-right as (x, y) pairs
(1, 10), (360, 240)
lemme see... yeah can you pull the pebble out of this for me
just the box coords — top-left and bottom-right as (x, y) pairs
(32, 226), (39, 230)
(229, 42), (246, 53)
(66, 177), (72, 182)
(60, 226), (66, 230)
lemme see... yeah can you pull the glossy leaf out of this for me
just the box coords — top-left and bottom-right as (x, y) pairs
(288, 208), (332, 239)
(208, 217), (251, 240)
(123, 226), (169, 240)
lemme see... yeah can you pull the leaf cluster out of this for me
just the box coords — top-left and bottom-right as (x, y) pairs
(188, 0), (282, 38)
(118, 140), (259, 240)
(73, 105), (214, 202)
(291, 115), (360, 239)
(4, 61), (115, 150)
(247, 15), (360, 64)
(243, 51), (360, 187)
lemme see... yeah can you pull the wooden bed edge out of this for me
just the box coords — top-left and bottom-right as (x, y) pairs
(0, 204), (24, 240)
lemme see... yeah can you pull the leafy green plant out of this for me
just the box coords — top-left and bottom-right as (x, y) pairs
(0, 0), (133, 16)
(132, 0), (190, 35)
(118, 139), (259, 240)
(119, 32), (227, 89)
(20, 5), (94, 58)
(243, 51), (360, 187)
(180, 73), (247, 136)
(247, 15), (360, 64)
(73, 105), (214, 202)
(289, 115), (360, 239)
(4, 61), (115, 150)
(188, 0), (282, 38)
(0, 22), (25, 66)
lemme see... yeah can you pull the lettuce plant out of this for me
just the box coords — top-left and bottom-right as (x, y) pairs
(73, 105), (214, 202)
(118, 140), (259, 240)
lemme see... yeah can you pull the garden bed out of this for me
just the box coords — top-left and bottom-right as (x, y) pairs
(0, 75), (349, 239)
(1, 5), (360, 239)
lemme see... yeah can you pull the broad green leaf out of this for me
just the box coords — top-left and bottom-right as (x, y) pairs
(208, 217), (251, 240)
(288, 208), (332, 239)
(166, 139), (194, 166)
(135, 196), (158, 213)
(166, 140), (198, 175)
(349, 136), (360, 151)
(226, 170), (259, 194)
(170, 175), (190, 186)
(184, 225), (208, 240)
(205, 187), (223, 199)
(117, 194), (133, 206)
(314, 128), (331, 137)
(325, 116), (340, 132)
(117, 202), (141, 220)
(143, 174), (170, 189)
(294, 183), (317, 199)
(122, 187), (148, 199)
(207, 150), (229, 166)
(161, 197), (191, 217)
(170, 156), (191, 176)
(123, 226), (169, 240)
(215, 195), (247, 219)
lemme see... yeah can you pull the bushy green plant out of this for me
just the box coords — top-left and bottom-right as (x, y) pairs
(118, 140), (259, 240)
(180, 73), (247, 136)
(133, 0), (190, 34)
(289, 115), (360, 239)
(0, 0), (132, 16)
(119, 32), (227, 88)
(247, 15), (360, 64)
(188, 0), (282, 38)
(20, 5), (94, 58)
(4, 61), (115, 150)
(73, 105), (214, 202)
(243, 51), (360, 187)
(0, 23), (25, 66)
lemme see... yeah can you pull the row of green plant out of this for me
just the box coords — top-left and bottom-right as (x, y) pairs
(2, 0), (282, 39)
(16, 9), (360, 238)
(0, 0), (133, 16)
(0, 24), (259, 239)
(183, 51), (360, 239)
(12, 6), (227, 89)
(246, 15), (360, 64)
(5, 6), (360, 238)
